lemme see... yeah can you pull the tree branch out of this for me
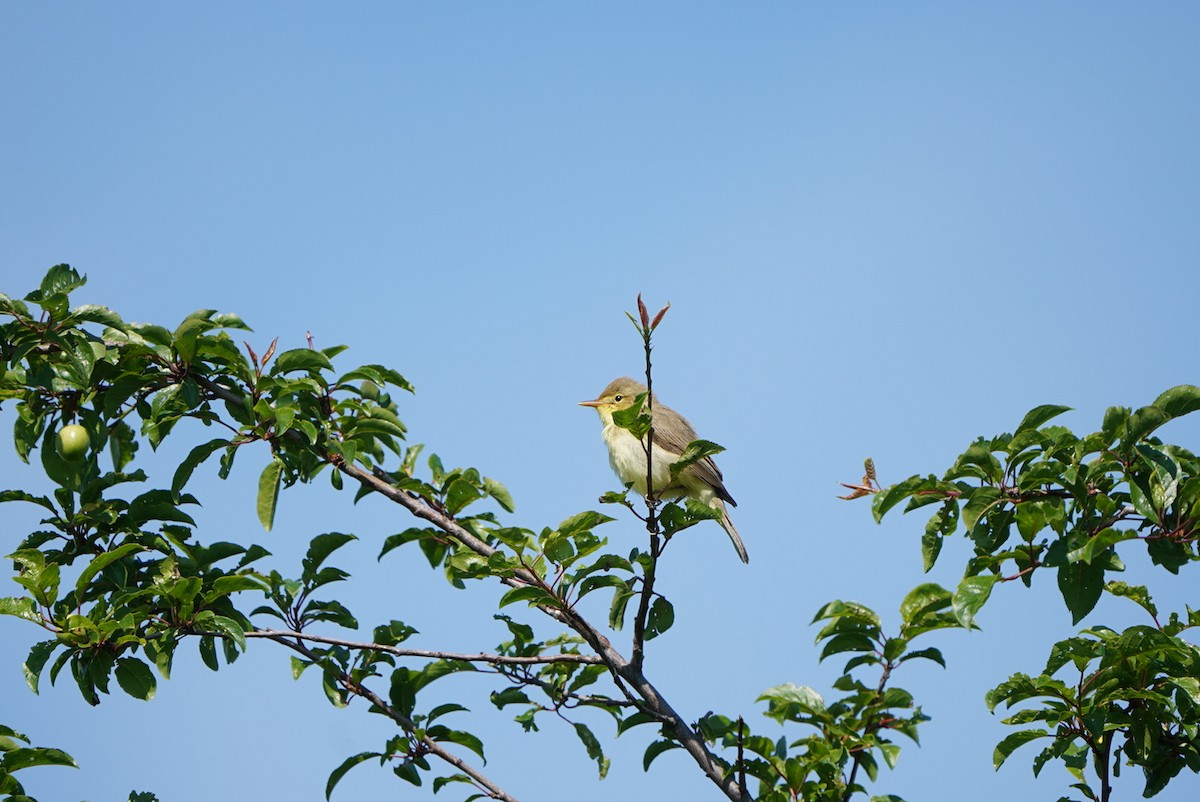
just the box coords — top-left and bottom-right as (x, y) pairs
(272, 634), (518, 802)
(341, 461), (749, 801)
(244, 629), (602, 666)
(630, 543), (659, 670)
(195, 374), (749, 802)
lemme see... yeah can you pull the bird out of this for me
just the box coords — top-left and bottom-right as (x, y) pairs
(579, 377), (749, 563)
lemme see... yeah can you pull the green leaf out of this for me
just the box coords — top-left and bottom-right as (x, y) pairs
(325, 751), (382, 800)
(612, 394), (651, 440)
(1101, 405), (1130, 443)
(210, 575), (269, 595)
(304, 532), (357, 577)
(645, 596), (674, 640)
(0, 290), (32, 317)
(1015, 405), (1072, 434)
(75, 543), (144, 599)
(986, 673), (1073, 713)
(615, 712), (658, 735)
(336, 364), (414, 393)
(257, 459), (283, 532)
(667, 439), (725, 480)
(23, 640), (58, 694)
(498, 585), (557, 609)
(372, 619), (418, 646)
(271, 348), (334, 375)
(171, 438), (229, 499)
(1104, 581), (1158, 619)
(952, 575), (996, 628)
(483, 477), (515, 513)
(114, 658), (157, 700)
(415, 659), (477, 692)
(609, 585), (635, 630)
(1067, 528), (1136, 564)
(302, 599), (358, 629)
(819, 632), (875, 661)
(993, 729), (1050, 769)
(126, 489), (197, 527)
(0, 746), (78, 772)
(921, 501), (958, 571)
(962, 486), (1003, 531)
(322, 669), (349, 708)
(0, 596), (41, 624)
(573, 722), (610, 779)
(898, 647), (946, 667)
(576, 574), (629, 599)
(557, 510), (616, 537)
(871, 475), (924, 522)
(33, 263), (87, 301)
(172, 317), (210, 362)
(757, 683), (825, 712)
(879, 742), (902, 770)
(1043, 636), (1100, 675)
(428, 726), (486, 762)
(491, 687), (532, 709)
(348, 416), (405, 440)
(900, 583), (952, 626)
(1057, 559), (1105, 624)
(1152, 384), (1200, 419)
(643, 739), (680, 771)
(68, 303), (125, 330)
(444, 477), (483, 515)
(1126, 404), (1170, 443)
(0, 489), (57, 512)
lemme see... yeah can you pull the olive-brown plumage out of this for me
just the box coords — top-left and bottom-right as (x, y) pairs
(580, 377), (748, 563)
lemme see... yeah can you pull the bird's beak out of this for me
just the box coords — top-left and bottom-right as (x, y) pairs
(578, 399), (603, 408)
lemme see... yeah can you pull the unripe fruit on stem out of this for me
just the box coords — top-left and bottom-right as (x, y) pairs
(56, 424), (91, 462)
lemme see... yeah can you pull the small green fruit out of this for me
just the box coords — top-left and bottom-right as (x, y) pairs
(56, 424), (91, 462)
(360, 380), (379, 400)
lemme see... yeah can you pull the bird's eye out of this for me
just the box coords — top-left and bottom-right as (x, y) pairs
(614, 395), (623, 402)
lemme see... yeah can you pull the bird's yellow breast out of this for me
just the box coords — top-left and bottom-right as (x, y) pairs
(601, 423), (705, 501)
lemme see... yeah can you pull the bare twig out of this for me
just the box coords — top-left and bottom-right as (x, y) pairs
(632, 295), (663, 671)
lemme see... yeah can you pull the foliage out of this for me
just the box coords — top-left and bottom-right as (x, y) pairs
(0, 723), (75, 802)
(0, 269), (934, 801)
(1, 267), (1195, 801)
(865, 388), (1200, 800)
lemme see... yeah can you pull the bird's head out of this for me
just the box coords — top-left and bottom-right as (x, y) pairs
(579, 377), (647, 425)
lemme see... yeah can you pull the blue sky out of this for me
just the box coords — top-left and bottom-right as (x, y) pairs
(3, 4), (1200, 801)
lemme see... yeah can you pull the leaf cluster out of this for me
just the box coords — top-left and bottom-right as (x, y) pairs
(868, 392), (1200, 798)
(0, 269), (735, 800)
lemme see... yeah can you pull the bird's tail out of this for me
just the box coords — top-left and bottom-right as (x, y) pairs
(716, 501), (749, 564)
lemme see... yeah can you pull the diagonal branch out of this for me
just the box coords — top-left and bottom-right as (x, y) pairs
(244, 629), (603, 666)
(342, 461), (748, 801)
(195, 373), (750, 802)
(271, 633), (518, 802)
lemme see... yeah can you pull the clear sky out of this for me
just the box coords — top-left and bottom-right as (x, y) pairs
(3, 4), (1199, 801)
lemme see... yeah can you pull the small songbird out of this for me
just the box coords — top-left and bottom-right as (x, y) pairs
(579, 377), (749, 563)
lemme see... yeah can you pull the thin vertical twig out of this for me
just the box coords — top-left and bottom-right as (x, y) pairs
(842, 656), (895, 802)
(633, 300), (658, 670)
(737, 716), (747, 799)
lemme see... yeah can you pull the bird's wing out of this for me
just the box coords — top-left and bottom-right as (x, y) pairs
(650, 411), (737, 506)
(696, 457), (737, 506)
